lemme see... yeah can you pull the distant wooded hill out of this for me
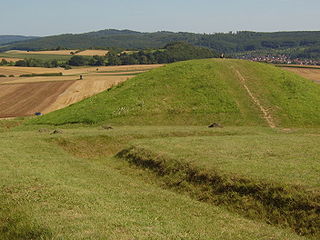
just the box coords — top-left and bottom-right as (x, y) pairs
(0, 35), (38, 46)
(1, 30), (320, 59)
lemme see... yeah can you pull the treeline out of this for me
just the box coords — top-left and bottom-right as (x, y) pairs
(69, 42), (216, 66)
(0, 42), (217, 68)
(0, 58), (68, 68)
(2, 29), (320, 59)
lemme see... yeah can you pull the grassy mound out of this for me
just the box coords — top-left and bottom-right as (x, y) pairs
(29, 59), (320, 127)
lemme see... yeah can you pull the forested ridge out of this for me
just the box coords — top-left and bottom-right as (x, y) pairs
(1, 30), (320, 59)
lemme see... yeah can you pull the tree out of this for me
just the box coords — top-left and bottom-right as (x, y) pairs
(68, 56), (88, 66)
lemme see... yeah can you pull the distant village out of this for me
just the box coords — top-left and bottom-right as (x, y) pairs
(237, 54), (320, 66)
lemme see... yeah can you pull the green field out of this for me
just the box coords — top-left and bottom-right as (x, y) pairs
(0, 52), (72, 61)
(1, 59), (319, 239)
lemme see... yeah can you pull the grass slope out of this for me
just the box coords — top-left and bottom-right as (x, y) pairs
(29, 59), (320, 127)
(0, 126), (308, 239)
(116, 128), (320, 237)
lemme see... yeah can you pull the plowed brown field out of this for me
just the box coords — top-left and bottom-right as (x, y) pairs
(0, 81), (75, 118)
(282, 67), (320, 83)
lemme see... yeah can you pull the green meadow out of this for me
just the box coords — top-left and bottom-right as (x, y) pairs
(1, 59), (319, 239)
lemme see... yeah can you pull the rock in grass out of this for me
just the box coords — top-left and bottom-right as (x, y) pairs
(50, 129), (63, 135)
(208, 123), (223, 128)
(101, 125), (113, 130)
(38, 128), (50, 133)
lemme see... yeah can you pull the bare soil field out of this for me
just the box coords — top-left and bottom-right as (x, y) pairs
(282, 67), (320, 83)
(0, 81), (75, 118)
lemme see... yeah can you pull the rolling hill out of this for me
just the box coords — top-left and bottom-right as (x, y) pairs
(29, 59), (320, 127)
(0, 35), (38, 46)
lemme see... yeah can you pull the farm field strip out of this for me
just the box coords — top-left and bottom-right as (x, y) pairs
(281, 67), (320, 83)
(0, 64), (163, 76)
(0, 81), (75, 118)
(42, 78), (128, 113)
(5, 49), (78, 55)
(75, 49), (109, 56)
(0, 57), (23, 62)
(0, 75), (134, 84)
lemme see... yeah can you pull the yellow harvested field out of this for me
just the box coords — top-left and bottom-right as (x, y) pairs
(90, 64), (164, 71)
(0, 64), (163, 76)
(0, 57), (23, 62)
(6, 49), (109, 56)
(282, 67), (320, 83)
(1, 75), (134, 84)
(6, 50), (77, 55)
(43, 78), (125, 113)
(0, 66), (65, 76)
(93, 71), (146, 75)
(76, 50), (109, 56)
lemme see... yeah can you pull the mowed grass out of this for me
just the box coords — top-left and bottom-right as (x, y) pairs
(29, 59), (320, 127)
(0, 126), (307, 240)
(116, 127), (320, 237)
(129, 130), (320, 190)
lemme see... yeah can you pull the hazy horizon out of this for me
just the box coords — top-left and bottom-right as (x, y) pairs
(1, 0), (319, 36)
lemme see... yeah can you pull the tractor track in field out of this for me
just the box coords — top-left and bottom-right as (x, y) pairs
(232, 67), (276, 128)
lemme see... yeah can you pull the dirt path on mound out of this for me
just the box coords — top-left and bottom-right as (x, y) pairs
(232, 67), (276, 128)
(0, 81), (75, 118)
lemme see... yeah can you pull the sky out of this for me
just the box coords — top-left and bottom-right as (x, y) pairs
(0, 0), (319, 36)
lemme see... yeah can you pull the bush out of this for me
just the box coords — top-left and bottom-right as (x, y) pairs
(0, 74), (7, 77)
(19, 73), (63, 77)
